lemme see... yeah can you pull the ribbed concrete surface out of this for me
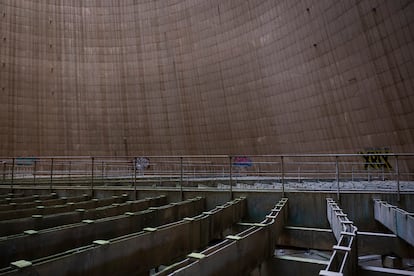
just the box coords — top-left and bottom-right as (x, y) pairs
(0, 0), (413, 155)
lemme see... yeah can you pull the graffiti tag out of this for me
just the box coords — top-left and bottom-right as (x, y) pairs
(16, 157), (37, 166)
(358, 149), (392, 170)
(135, 157), (150, 171)
(233, 156), (253, 167)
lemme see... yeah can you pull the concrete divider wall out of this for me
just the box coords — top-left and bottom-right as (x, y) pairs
(0, 194), (23, 200)
(4, 187), (414, 230)
(157, 198), (288, 275)
(236, 191), (413, 231)
(206, 199), (247, 240)
(0, 195), (167, 237)
(0, 193), (58, 205)
(357, 231), (414, 258)
(205, 228), (268, 274)
(374, 200), (414, 247)
(0, 197), (246, 275)
(0, 195), (128, 221)
(128, 189), (414, 231)
(0, 194), (91, 212)
(147, 198), (204, 228)
(0, 197), (205, 268)
(320, 198), (358, 276)
(262, 256), (328, 275)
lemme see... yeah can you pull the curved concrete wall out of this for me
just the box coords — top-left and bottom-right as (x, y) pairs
(0, 0), (413, 156)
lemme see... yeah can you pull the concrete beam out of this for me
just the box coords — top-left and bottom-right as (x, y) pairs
(156, 198), (288, 275)
(278, 226), (336, 251)
(0, 197), (246, 275)
(280, 228), (413, 260)
(320, 198), (358, 276)
(0, 194), (129, 220)
(262, 255), (328, 275)
(0, 197), (205, 268)
(358, 231), (414, 258)
(0, 193), (23, 200)
(0, 194), (90, 212)
(360, 265), (414, 276)
(0, 193), (57, 205)
(0, 195), (166, 236)
(373, 199), (414, 247)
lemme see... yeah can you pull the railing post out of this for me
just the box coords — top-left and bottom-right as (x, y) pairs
(317, 167), (319, 183)
(281, 156), (285, 197)
(351, 166), (354, 182)
(68, 160), (72, 185)
(133, 158), (137, 200)
(2, 161), (6, 185)
(50, 158), (54, 192)
(180, 157), (183, 201)
(101, 161), (104, 182)
(336, 156), (340, 202)
(33, 160), (37, 185)
(11, 158), (15, 192)
(91, 157), (95, 197)
(396, 155), (400, 202)
(229, 156), (233, 200)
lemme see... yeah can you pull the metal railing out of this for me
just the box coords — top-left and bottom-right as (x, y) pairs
(1, 154), (413, 199)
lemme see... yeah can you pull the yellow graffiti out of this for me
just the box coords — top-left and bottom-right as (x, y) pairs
(358, 150), (393, 170)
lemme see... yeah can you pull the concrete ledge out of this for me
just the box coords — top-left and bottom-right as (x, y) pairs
(188, 253), (205, 259)
(360, 265), (414, 276)
(93, 240), (110, 246)
(276, 255), (329, 266)
(226, 235), (242, 241)
(319, 270), (343, 276)
(357, 231), (414, 258)
(263, 254), (327, 275)
(10, 260), (32, 269)
(278, 226), (334, 251)
(143, 227), (157, 232)
(23, 230), (38, 235)
(333, 245), (351, 252)
(124, 212), (135, 216)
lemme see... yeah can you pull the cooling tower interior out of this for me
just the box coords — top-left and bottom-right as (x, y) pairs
(0, 0), (413, 156)
(1, 2), (414, 275)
